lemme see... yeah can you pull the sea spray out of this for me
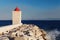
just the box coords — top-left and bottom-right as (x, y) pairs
(45, 29), (60, 40)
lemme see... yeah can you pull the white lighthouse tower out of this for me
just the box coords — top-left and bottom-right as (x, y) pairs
(12, 7), (22, 25)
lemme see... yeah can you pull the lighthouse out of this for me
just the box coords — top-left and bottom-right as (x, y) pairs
(12, 7), (22, 25)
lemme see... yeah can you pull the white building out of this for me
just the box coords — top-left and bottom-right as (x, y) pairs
(12, 7), (22, 25)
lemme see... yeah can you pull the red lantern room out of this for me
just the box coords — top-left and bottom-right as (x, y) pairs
(14, 7), (20, 11)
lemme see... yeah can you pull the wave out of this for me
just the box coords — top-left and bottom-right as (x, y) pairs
(45, 29), (60, 40)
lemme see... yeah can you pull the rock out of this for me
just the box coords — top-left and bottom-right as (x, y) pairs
(0, 36), (9, 40)
(0, 24), (48, 40)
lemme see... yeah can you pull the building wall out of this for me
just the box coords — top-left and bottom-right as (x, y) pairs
(12, 11), (21, 25)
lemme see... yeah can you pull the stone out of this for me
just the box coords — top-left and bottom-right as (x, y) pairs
(0, 24), (48, 40)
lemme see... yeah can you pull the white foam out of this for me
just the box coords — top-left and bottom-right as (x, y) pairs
(45, 29), (60, 40)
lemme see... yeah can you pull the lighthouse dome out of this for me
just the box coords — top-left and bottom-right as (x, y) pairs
(14, 7), (20, 11)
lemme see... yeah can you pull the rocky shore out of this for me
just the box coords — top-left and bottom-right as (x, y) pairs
(0, 24), (48, 40)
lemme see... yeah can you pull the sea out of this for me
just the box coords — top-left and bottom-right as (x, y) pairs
(0, 20), (60, 40)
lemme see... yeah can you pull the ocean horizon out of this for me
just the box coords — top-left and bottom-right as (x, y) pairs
(0, 20), (60, 40)
(0, 20), (60, 30)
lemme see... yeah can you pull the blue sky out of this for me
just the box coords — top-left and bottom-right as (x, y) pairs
(0, 0), (60, 20)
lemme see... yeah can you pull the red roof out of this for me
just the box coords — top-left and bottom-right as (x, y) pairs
(14, 7), (20, 11)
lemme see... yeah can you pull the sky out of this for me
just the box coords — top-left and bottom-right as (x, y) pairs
(0, 0), (60, 20)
